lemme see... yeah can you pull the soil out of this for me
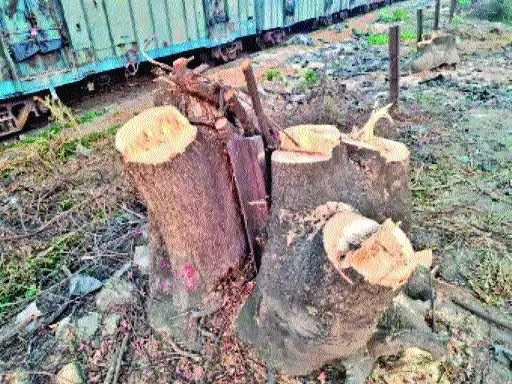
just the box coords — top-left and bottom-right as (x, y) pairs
(0, 1), (511, 383)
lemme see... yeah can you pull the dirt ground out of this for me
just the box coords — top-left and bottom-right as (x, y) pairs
(0, 1), (511, 383)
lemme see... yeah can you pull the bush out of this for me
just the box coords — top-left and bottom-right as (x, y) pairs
(378, 9), (409, 22)
(473, 0), (512, 23)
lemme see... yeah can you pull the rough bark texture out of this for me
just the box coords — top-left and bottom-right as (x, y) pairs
(237, 207), (395, 375)
(118, 107), (247, 347)
(272, 133), (412, 232)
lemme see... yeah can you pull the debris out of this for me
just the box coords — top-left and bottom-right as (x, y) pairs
(68, 274), (103, 297)
(75, 143), (91, 158)
(405, 34), (460, 73)
(56, 362), (85, 384)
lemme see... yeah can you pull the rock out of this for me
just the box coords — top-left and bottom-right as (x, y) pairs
(133, 245), (150, 274)
(76, 312), (100, 339)
(55, 316), (75, 343)
(14, 301), (41, 333)
(287, 34), (316, 47)
(68, 274), (103, 297)
(404, 265), (432, 301)
(75, 143), (91, 157)
(103, 314), (121, 336)
(3, 373), (31, 384)
(96, 278), (135, 312)
(56, 362), (85, 384)
(385, 292), (432, 333)
(405, 34), (460, 73)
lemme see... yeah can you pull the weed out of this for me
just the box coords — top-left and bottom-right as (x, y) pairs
(368, 33), (389, 45)
(324, 97), (334, 114)
(379, 9), (409, 22)
(34, 96), (77, 128)
(400, 31), (417, 41)
(265, 69), (282, 81)
(77, 110), (103, 124)
(107, 123), (122, 137)
(352, 27), (369, 37)
(303, 69), (320, 85)
(57, 139), (78, 161)
(457, 0), (471, 6)
(451, 15), (463, 27)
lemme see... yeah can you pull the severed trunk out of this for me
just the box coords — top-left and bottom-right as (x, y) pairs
(237, 125), (419, 375)
(116, 105), (247, 347)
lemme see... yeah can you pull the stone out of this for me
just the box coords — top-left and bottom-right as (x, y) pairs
(14, 301), (41, 333)
(287, 34), (316, 47)
(76, 312), (100, 339)
(404, 265), (432, 301)
(95, 278), (135, 312)
(133, 245), (150, 274)
(55, 316), (75, 343)
(56, 362), (85, 384)
(75, 143), (91, 157)
(3, 373), (31, 384)
(68, 274), (103, 297)
(103, 314), (121, 336)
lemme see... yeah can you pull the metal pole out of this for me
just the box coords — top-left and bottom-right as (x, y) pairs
(434, 0), (441, 30)
(417, 8), (423, 42)
(388, 25), (399, 109)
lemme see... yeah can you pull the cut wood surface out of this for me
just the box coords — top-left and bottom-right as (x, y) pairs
(116, 105), (247, 346)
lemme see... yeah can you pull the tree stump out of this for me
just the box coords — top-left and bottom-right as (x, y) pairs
(237, 125), (419, 375)
(272, 124), (412, 231)
(115, 105), (247, 347)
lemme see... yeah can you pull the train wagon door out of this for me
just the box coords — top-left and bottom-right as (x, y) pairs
(203, 0), (229, 42)
(0, 0), (70, 80)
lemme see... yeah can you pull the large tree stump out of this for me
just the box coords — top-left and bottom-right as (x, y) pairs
(116, 105), (247, 346)
(237, 125), (419, 375)
(273, 124), (412, 231)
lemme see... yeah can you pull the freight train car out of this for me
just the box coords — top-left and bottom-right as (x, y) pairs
(0, 0), (378, 137)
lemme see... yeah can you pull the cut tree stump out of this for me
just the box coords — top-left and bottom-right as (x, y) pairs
(237, 124), (419, 375)
(271, 124), (412, 231)
(116, 105), (248, 347)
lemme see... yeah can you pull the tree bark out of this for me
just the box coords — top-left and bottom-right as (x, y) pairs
(237, 125), (414, 375)
(116, 106), (247, 347)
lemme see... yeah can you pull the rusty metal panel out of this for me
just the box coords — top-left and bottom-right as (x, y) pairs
(59, 0), (95, 64)
(103, 0), (135, 47)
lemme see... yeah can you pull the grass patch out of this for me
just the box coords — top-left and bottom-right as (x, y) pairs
(265, 69), (282, 81)
(400, 31), (417, 41)
(76, 110), (103, 124)
(368, 33), (389, 45)
(379, 9), (409, 22)
(303, 69), (320, 85)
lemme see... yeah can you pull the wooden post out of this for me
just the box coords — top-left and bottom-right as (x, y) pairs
(388, 25), (399, 109)
(449, 0), (457, 22)
(417, 8), (423, 42)
(434, 0), (441, 30)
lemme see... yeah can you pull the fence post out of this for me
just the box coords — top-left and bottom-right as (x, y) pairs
(388, 25), (399, 109)
(449, 0), (457, 22)
(417, 8), (423, 42)
(434, 0), (441, 30)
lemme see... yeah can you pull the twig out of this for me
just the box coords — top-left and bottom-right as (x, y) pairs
(168, 338), (201, 362)
(112, 333), (130, 384)
(430, 265), (439, 333)
(139, 38), (173, 73)
(451, 297), (512, 332)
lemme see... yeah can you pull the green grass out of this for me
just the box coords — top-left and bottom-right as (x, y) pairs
(368, 33), (389, 45)
(378, 9), (409, 22)
(473, 0), (512, 23)
(400, 31), (417, 41)
(303, 69), (320, 85)
(265, 69), (282, 81)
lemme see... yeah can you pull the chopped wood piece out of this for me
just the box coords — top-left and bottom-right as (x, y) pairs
(279, 124), (340, 156)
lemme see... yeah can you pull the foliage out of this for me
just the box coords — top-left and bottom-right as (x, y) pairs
(368, 33), (389, 45)
(400, 31), (417, 41)
(303, 69), (320, 85)
(473, 0), (512, 23)
(33, 96), (77, 128)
